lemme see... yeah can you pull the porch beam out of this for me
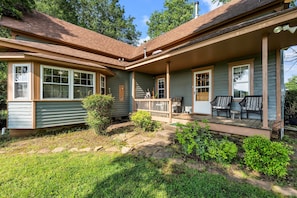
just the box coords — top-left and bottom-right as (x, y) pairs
(262, 35), (269, 129)
(166, 61), (170, 99)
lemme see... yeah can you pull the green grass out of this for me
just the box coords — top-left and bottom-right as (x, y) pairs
(0, 152), (278, 198)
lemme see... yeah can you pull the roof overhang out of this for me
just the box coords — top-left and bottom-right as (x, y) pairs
(126, 8), (297, 75)
(0, 52), (115, 76)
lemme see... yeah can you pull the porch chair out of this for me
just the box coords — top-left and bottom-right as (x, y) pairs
(239, 95), (263, 121)
(210, 96), (233, 118)
(172, 97), (183, 113)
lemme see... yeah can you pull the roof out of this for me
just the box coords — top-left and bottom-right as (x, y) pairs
(0, 0), (285, 61)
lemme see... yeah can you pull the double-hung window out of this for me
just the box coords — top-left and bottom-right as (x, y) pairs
(157, 78), (165, 98)
(74, 71), (94, 99)
(229, 59), (254, 99)
(42, 66), (69, 99)
(100, 74), (106, 95)
(41, 65), (95, 99)
(13, 63), (31, 100)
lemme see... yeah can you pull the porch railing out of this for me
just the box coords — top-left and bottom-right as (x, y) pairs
(134, 98), (172, 122)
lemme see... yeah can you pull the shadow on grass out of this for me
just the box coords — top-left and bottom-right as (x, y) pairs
(84, 145), (278, 198)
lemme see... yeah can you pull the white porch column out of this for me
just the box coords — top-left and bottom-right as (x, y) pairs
(132, 71), (136, 112)
(262, 35), (269, 129)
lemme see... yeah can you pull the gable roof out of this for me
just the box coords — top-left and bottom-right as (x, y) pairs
(0, 0), (285, 62)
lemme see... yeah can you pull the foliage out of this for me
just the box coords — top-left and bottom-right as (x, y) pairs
(284, 90), (297, 123)
(175, 121), (238, 163)
(0, 0), (35, 19)
(35, 0), (141, 45)
(0, 27), (10, 107)
(211, 0), (230, 5)
(82, 94), (114, 134)
(243, 136), (294, 177)
(130, 110), (161, 132)
(147, 0), (194, 39)
(285, 75), (297, 91)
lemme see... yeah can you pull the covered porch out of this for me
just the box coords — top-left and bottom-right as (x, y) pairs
(134, 98), (272, 139)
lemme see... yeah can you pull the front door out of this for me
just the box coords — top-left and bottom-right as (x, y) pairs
(193, 70), (212, 114)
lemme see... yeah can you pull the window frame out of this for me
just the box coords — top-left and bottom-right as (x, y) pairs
(12, 63), (31, 100)
(100, 74), (106, 95)
(157, 77), (165, 99)
(40, 65), (96, 100)
(228, 59), (254, 101)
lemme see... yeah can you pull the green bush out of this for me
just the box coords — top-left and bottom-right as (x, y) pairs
(285, 90), (297, 124)
(82, 94), (114, 134)
(243, 136), (294, 177)
(175, 121), (238, 163)
(130, 110), (160, 132)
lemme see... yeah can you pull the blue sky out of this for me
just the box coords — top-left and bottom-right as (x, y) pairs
(118, 0), (297, 81)
(118, 0), (221, 42)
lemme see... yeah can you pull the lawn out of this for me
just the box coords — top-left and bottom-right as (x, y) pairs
(0, 125), (296, 197)
(0, 152), (278, 198)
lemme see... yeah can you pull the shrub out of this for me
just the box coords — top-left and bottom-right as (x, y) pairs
(285, 90), (297, 125)
(82, 94), (114, 134)
(243, 136), (294, 177)
(175, 121), (238, 163)
(130, 110), (160, 132)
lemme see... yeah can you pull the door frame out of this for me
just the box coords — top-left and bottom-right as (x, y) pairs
(192, 66), (214, 114)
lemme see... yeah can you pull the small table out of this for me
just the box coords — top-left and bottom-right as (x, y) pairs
(230, 110), (241, 120)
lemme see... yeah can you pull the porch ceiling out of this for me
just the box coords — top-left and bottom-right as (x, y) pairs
(128, 12), (297, 75)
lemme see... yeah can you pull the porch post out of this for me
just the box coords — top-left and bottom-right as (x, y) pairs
(276, 49), (284, 137)
(166, 61), (172, 123)
(262, 35), (269, 129)
(132, 71), (136, 112)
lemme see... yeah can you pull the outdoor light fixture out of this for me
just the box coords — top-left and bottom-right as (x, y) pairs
(273, 24), (297, 34)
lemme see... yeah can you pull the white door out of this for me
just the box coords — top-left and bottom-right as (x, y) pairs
(193, 70), (212, 114)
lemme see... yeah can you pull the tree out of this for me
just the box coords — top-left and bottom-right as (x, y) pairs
(0, 27), (10, 106)
(286, 75), (297, 90)
(147, 0), (194, 39)
(35, 0), (141, 45)
(0, 0), (35, 19)
(211, 0), (230, 5)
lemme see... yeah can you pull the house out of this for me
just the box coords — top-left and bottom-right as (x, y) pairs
(0, 0), (296, 138)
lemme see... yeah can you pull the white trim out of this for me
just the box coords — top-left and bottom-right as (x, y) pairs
(232, 64), (250, 99)
(100, 74), (106, 94)
(40, 65), (96, 100)
(12, 63), (31, 100)
(157, 77), (165, 98)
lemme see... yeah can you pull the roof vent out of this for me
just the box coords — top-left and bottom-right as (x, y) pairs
(194, 1), (199, 19)
(152, 49), (163, 55)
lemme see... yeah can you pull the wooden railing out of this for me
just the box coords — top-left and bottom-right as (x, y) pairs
(134, 98), (172, 122)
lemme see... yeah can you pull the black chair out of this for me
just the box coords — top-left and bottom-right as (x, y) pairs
(239, 95), (263, 121)
(210, 96), (233, 118)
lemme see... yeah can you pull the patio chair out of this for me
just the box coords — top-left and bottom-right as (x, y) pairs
(210, 96), (233, 118)
(239, 95), (263, 121)
(172, 97), (183, 113)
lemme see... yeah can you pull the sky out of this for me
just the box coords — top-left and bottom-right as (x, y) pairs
(118, 0), (221, 43)
(118, 0), (297, 82)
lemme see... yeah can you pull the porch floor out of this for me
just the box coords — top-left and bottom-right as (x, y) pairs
(170, 113), (274, 139)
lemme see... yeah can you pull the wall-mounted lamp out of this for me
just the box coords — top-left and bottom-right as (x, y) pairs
(273, 24), (297, 34)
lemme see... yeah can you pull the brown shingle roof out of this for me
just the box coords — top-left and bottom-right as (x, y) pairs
(0, 0), (284, 62)
(0, 37), (128, 68)
(0, 11), (137, 60)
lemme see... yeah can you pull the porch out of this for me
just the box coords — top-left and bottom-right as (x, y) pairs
(135, 99), (273, 139)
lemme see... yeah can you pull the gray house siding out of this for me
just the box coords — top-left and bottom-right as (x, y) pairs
(135, 72), (154, 99)
(36, 101), (86, 128)
(170, 69), (192, 107)
(8, 102), (33, 129)
(107, 69), (131, 117)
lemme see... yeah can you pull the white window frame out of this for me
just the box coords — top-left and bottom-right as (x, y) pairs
(232, 64), (250, 99)
(100, 74), (106, 95)
(157, 77), (165, 98)
(40, 65), (95, 100)
(73, 69), (95, 99)
(12, 63), (31, 100)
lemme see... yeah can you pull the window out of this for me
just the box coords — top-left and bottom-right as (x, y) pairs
(13, 63), (30, 99)
(100, 74), (106, 95)
(42, 66), (69, 99)
(232, 65), (249, 98)
(41, 65), (95, 99)
(74, 71), (94, 99)
(157, 78), (165, 98)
